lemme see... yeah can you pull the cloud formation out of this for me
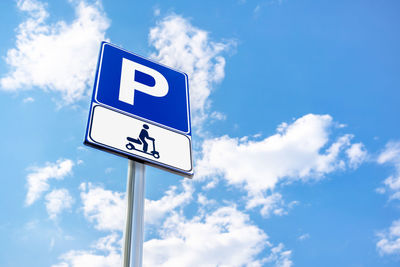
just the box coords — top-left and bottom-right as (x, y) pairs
(1, 0), (110, 105)
(265, 243), (293, 267)
(197, 114), (360, 191)
(149, 15), (233, 127)
(377, 219), (400, 256)
(52, 233), (121, 267)
(346, 143), (368, 168)
(56, 181), (293, 267)
(376, 141), (400, 200)
(196, 114), (364, 215)
(26, 159), (74, 206)
(45, 188), (74, 219)
(80, 183), (126, 231)
(375, 141), (400, 257)
(246, 192), (298, 218)
(144, 205), (272, 267)
(145, 182), (194, 225)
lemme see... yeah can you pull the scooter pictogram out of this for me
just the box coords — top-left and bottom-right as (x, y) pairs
(126, 124), (160, 159)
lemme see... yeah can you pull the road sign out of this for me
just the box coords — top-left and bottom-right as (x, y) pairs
(84, 42), (193, 177)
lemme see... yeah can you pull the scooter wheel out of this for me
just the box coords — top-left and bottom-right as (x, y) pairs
(152, 152), (160, 159)
(126, 143), (134, 150)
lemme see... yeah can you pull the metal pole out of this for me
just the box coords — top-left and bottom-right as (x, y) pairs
(122, 160), (135, 267)
(132, 161), (145, 267)
(122, 160), (146, 267)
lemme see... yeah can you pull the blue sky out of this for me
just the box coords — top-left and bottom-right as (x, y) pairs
(0, 0), (400, 266)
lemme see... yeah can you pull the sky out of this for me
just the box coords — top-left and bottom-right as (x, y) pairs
(0, 0), (399, 266)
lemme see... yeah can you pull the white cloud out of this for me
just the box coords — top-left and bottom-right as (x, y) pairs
(79, 180), (197, 232)
(298, 233), (310, 241)
(153, 7), (161, 17)
(346, 143), (368, 168)
(376, 187), (386, 194)
(197, 193), (217, 207)
(265, 243), (293, 267)
(210, 111), (227, 121)
(196, 114), (362, 215)
(26, 159), (74, 206)
(56, 183), (296, 266)
(45, 188), (74, 219)
(144, 205), (270, 267)
(377, 219), (400, 256)
(80, 183), (126, 231)
(197, 114), (357, 192)
(1, 0), (110, 105)
(55, 199), (290, 266)
(246, 192), (298, 218)
(254, 5), (261, 15)
(377, 141), (400, 200)
(52, 233), (121, 267)
(378, 142), (400, 164)
(145, 182), (193, 225)
(23, 96), (35, 103)
(79, 181), (195, 231)
(149, 15), (233, 127)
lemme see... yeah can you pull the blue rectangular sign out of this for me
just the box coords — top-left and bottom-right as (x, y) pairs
(95, 42), (191, 134)
(84, 42), (193, 177)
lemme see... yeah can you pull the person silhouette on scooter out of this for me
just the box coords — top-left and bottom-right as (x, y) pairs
(125, 124), (160, 159)
(139, 124), (154, 153)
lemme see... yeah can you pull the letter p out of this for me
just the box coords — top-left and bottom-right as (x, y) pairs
(118, 58), (169, 105)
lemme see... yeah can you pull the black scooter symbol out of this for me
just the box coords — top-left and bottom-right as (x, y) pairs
(125, 124), (160, 159)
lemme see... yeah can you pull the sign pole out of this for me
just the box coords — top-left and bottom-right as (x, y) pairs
(122, 160), (135, 267)
(132, 161), (145, 267)
(122, 160), (145, 267)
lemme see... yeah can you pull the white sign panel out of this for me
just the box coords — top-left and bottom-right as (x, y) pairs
(88, 105), (192, 172)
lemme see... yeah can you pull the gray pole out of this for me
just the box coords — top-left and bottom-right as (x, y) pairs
(122, 160), (135, 267)
(122, 160), (145, 267)
(132, 161), (145, 267)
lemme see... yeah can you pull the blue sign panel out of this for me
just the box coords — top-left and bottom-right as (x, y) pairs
(85, 42), (193, 177)
(94, 42), (191, 134)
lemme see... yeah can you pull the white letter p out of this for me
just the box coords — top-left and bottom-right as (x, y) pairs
(118, 58), (169, 105)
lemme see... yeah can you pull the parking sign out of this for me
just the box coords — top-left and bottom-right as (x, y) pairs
(84, 42), (193, 177)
